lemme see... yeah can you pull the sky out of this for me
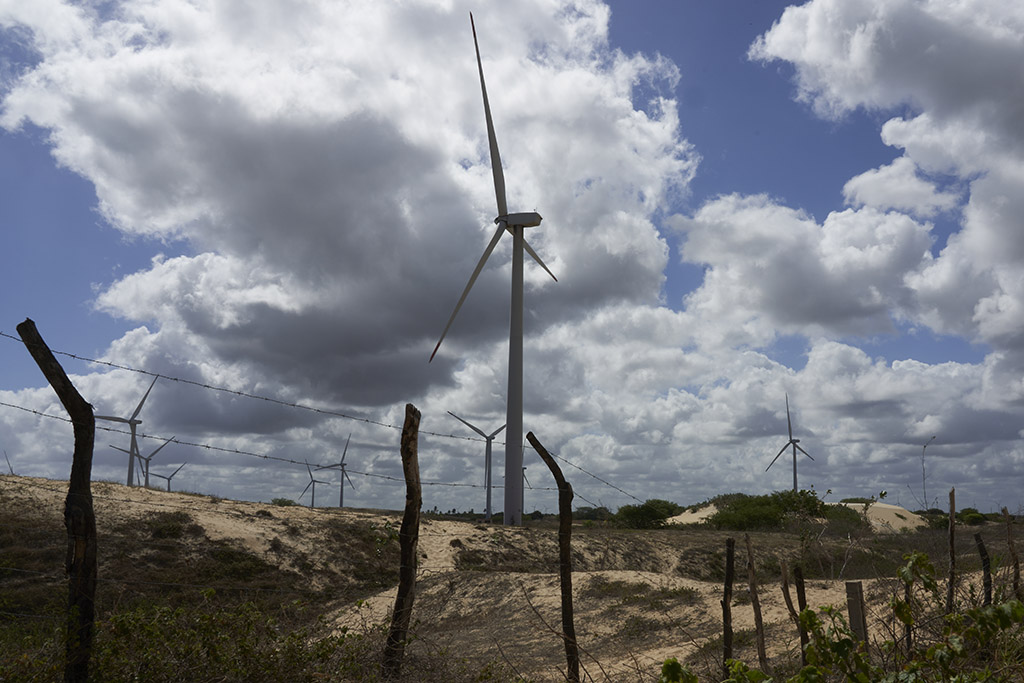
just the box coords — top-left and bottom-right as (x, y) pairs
(2, 0), (1023, 515)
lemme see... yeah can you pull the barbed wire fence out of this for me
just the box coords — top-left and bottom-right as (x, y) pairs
(0, 329), (640, 512)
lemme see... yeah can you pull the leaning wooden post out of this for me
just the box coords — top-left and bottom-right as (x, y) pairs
(1001, 507), (1021, 601)
(382, 403), (421, 679)
(744, 534), (768, 672)
(17, 318), (96, 683)
(845, 581), (868, 645)
(794, 564), (809, 666)
(526, 432), (579, 683)
(722, 537), (735, 678)
(946, 488), (956, 614)
(974, 533), (992, 606)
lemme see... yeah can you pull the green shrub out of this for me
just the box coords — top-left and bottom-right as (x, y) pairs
(708, 490), (828, 531)
(614, 499), (684, 529)
(271, 498), (296, 507)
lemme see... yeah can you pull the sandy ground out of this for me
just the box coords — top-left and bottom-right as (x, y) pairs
(1, 475), (936, 681)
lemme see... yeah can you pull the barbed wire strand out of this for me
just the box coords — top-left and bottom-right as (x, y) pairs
(1, 331), (641, 502)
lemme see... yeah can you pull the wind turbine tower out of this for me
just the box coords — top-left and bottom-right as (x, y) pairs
(316, 434), (356, 508)
(430, 14), (558, 526)
(766, 393), (813, 492)
(96, 376), (159, 486)
(448, 411), (506, 521)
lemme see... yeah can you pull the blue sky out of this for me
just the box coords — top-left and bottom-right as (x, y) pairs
(2, 0), (1022, 514)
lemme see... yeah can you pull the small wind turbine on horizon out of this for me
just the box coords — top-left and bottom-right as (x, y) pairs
(766, 393), (813, 492)
(151, 462), (187, 492)
(96, 376), (159, 487)
(316, 434), (356, 508)
(448, 411), (505, 522)
(110, 435), (175, 489)
(429, 14), (558, 527)
(300, 461), (330, 509)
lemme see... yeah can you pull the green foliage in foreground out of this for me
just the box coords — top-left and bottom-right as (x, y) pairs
(661, 552), (1024, 682)
(614, 499), (685, 529)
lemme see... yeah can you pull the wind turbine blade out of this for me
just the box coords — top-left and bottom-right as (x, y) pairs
(430, 221), (506, 362)
(523, 472), (532, 488)
(170, 462), (187, 478)
(110, 445), (131, 454)
(448, 411), (488, 438)
(522, 238), (557, 282)
(132, 375), (160, 420)
(487, 424), (507, 439)
(344, 470), (356, 489)
(341, 434), (351, 465)
(796, 444), (813, 460)
(470, 13), (507, 218)
(306, 462), (314, 478)
(300, 480), (313, 498)
(148, 436), (175, 459)
(785, 393), (793, 441)
(766, 444), (788, 471)
(96, 415), (132, 424)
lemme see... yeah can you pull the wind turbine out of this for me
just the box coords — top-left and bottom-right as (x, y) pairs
(96, 376), (159, 486)
(300, 461), (330, 509)
(151, 462), (187, 492)
(316, 434), (356, 508)
(448, 411), (506, 522)
(766, 393), (813, 492)
(429, 14), (557, 526)
(110, 435), (175, 488)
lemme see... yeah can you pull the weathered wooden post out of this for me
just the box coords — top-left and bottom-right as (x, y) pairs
(780, 559), (803, 666)
(17, 318), (96, 683)
(722, 537), (735, 678)
(845, 581), (868, 644)
(946, 488), (956, 614)
(744, 534), (768, 672)
(1002, 508), (1021, 601)
(526, 432), (579, 683)
(794, 564), (809, 666)
(382, 403), (421, 679)
(974, 533), (991, 606)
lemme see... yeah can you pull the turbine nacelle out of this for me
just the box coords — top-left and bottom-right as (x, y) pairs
(497, 212), (542, 228)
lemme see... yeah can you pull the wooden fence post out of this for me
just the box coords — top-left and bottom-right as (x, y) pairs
(722, 537), (735, 678)
(744, 534), (768, 672)
(974, 533), (991, 606)
(1002, 508), (1021, 601)
(526, 432), (579, 683)
(845, 581), (868, 645)
(794, 564), (809, 666)
(946, 488), (956, 614)
(382, 404), (421, 679)
(17, 318), (97, 683)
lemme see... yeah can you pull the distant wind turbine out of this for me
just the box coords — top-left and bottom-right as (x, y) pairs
(448, 411), (505, 521)
(316, 434), (356, 508)
(766, 394), (813, 492)
(111, 435), (175, 489)
(96, 376), (159, 486)
(3, 449), (13, 475)
(300, 461), (330, 509)
(430, 14), (558, 526)
(151, 462), (187, 492)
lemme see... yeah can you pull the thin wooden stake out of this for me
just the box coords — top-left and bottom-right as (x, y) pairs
(382, 404), (421, 679)
(744, 534), (768, 672)
(974, 533), (992, 606)
(794, 564), (809, 666)
(722, 537), (735, 679)
(946, 488), (956, 615)
(1002, 507), (1021, 601)
(904, 580), (913, 657)
(526, 432), (579, 683)
(845, 581), (868, 644)
(18, 318), (96, 683)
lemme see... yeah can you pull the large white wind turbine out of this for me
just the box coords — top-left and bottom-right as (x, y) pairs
(96, 376), (159, 486)
(448, 411), (506, 522)
(300, 461), (330, 509)
(316, 434), (356, 508)
(430, 14), (557, 526)
(151, 462), (187, 492)
(766, 394), (813, 492)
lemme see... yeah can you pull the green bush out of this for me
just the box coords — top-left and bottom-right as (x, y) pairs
(614, 499), (684, 529)
(707, 490), (828, 531)
(271, 498), (296, 507)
